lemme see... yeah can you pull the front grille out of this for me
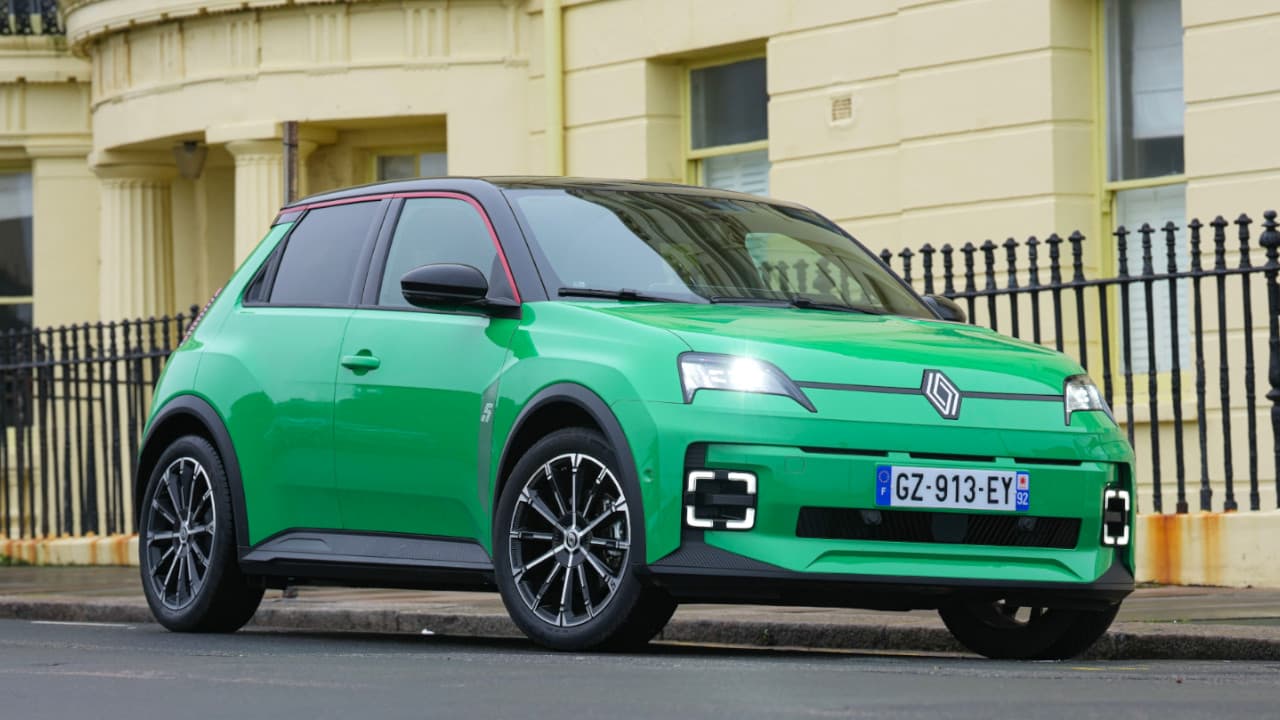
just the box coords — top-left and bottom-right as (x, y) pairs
(796, 507), (1080, 549)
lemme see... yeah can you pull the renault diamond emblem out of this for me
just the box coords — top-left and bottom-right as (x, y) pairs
(921, 370), (961, 420)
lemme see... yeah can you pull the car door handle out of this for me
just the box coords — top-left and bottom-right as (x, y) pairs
(340, 353), (381, 371)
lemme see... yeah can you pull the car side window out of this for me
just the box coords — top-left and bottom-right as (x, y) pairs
(269, 202), (380, 306)
(377, 197), (509, 307)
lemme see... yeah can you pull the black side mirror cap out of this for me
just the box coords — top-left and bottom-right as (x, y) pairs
(401, 263), (504, 309)
(923, 294), (967, 323)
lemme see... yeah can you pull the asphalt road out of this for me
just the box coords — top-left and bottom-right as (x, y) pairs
(0, 619), (1277, 720)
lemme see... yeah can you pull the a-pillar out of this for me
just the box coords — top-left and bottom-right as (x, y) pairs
(92, 153), (177, 321)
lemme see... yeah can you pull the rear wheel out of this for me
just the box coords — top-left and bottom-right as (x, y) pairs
(494, 428), (676, 651)
(138, 435), (263, 632)
(939, 600), (1119, 660)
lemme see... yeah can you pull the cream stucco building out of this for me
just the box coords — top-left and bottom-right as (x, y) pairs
(2, 0), (1279, 581)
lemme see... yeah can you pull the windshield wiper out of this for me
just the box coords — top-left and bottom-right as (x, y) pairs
(788, 296), (883, 314)
(558, 287), (694, 303)
(709, 294), (882, 314)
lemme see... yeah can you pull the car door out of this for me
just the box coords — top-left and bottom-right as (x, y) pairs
(334, 195), (520, 540)
(215, 200), (385, 542)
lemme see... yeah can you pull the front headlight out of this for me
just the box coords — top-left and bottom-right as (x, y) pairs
(679, 352), (816, 412)
(1064, 374), (1111, 425)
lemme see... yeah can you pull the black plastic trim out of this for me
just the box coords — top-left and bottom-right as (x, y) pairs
(237, 529), (494, 591)
(643, 540), (1134, 611)
(239, 528), (492, 569)
(136, 395), (250, 548)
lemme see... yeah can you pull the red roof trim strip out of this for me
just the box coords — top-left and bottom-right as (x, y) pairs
(275, 191), (522, 305)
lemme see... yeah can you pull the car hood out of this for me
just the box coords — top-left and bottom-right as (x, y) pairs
(569, 302), (1079, 396)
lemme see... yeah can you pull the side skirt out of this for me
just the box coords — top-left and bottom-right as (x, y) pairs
(238, 529), (496, 591)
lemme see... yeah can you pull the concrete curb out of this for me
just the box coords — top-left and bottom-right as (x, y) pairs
(3, 596), (1279, 660)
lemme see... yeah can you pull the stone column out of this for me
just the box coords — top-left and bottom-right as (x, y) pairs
(225, 140), (284, 264)
(93, 160), (177, 321)
(25, 137), (99, 326)
(225, 137), (322, 264)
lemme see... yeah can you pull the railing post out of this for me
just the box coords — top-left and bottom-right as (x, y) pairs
(1139, 223), (1163, 513)
(1115, 226), (1136, 451)
(1260, 209), (1280, 509)
(981, 240), (997, 332)
(1162, 221), (1187, 513)
(961, 242), (977, 323)
(1212, 215), (1237, 511)
(1188, 219), (1212, 512)
(920, 243), (936, 296)
(1027, 236), (1043, 345)
(1046, 233), (1064, 352)
(1003, 237), (1020, 338)
(1069, 231), (1089, 371)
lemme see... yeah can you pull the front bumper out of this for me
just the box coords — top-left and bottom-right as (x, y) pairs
(644, 539), (1133, 611)
(616, 391), (1135, 605)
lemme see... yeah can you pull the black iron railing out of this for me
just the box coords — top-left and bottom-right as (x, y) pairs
(1, 309), (198, 539)
(0, 0), (62, 36)
(877, 211), (1280, 515)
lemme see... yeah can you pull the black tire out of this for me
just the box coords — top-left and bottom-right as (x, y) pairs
(493, 428), (676, 651)
(138, 435), (263, 632)
(939, 600), (1119, 660)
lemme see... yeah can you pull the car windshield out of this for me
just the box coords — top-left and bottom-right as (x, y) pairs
(505, 187), (932, 318)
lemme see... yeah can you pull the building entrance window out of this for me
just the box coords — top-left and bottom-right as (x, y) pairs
(376, 152), (448, 181)
(1105, 0), (1185, 373)
(686, 57), (769, 196)
(0, 172), (33, 333)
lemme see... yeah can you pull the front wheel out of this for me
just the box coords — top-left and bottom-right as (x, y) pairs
(493, 428), (675, 651)
(138, 435), (264, 632)
(939, 600), (1119, 660)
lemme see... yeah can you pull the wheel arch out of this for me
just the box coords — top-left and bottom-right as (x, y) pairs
(494, 383), (645, 551)
(136, 395), (249, 548)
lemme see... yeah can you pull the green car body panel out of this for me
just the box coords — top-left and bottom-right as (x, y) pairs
(141, 178), (1134, 612)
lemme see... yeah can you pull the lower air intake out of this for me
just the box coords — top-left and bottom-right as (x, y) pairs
(796, 507), (1080, 549)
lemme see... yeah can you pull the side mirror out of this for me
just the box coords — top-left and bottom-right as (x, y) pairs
(923, 294), (967, 323)
(400, 263), (491, 307)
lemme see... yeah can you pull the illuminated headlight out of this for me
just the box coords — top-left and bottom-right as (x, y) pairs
(679, 352), (816, 412)
(1064, 374), (1111, 425)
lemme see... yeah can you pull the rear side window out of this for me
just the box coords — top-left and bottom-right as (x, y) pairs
(376, 197), (509, 307)
(269, 202), (380, 306)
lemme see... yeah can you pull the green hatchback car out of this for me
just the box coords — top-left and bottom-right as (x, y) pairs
(137, 177), (1135, 659)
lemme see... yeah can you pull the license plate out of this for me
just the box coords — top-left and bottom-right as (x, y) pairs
(875, 465), (1030, 512)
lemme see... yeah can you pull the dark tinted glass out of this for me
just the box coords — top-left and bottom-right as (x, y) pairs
(0, 173), (33, 297)
(269, 202), (379, 306)
(0, 302), (31, 332)
(690, 58), (768, 150)
(378, 197), (506, 307)
(1106, 0), (1184, 181)
(508, 189), (931, 318)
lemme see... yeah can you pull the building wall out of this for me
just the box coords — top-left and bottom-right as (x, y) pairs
(0, 34), (97, 326)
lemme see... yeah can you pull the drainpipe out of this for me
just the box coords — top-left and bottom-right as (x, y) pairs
(282, 121), (299, 203)
(544, 0), (565, 175)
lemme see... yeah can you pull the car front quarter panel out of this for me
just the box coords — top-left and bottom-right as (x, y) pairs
(483, 302), (691, 555)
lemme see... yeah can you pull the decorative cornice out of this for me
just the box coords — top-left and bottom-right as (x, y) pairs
(63, 0), (359, 54)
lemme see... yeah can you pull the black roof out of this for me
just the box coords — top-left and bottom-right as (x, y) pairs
(283, 176), (805, 210)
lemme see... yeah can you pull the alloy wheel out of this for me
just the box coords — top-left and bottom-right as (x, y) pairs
(145, 457), (217, 610)
(508, 452), (630, 627)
